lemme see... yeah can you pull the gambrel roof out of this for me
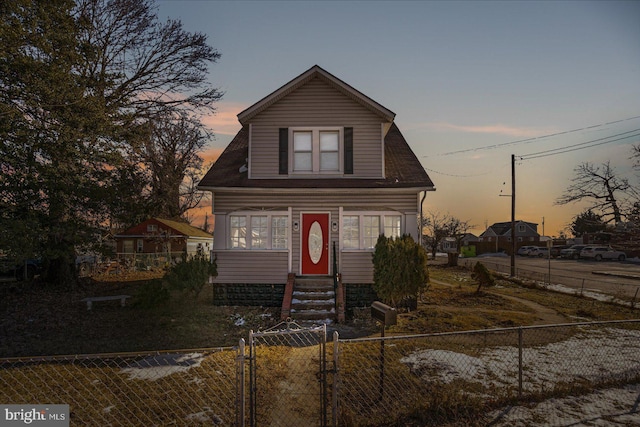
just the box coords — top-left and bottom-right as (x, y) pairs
(237, 65), (396, 125)
(198, 122), (434, 190)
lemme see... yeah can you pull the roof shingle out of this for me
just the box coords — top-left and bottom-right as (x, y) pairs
(198, 122), (434, 190)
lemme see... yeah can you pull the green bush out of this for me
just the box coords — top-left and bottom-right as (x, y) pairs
(164, 254), (217, 298)
(472, 261), (495, 293)
(133, 279), (170, 308)
(372, 234), (429, 307)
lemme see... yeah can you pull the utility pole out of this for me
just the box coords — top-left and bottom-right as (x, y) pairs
(510, 154), (516, 277)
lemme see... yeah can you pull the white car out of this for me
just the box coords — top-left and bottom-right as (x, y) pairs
(528, 247), (549, 258)
(580, 246), (626, 261)
(517, 246), (537, 256)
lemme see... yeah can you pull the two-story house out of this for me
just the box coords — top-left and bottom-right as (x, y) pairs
(198, 65), (435, 320)
(478, 220), (540, 253)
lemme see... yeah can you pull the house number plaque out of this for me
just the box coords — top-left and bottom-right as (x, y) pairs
(308, 221), (323, 264)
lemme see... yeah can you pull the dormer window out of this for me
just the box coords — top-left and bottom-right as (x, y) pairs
(291, 127), (342, 173)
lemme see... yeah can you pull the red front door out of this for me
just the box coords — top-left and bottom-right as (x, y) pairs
(301, 213), (329, 275)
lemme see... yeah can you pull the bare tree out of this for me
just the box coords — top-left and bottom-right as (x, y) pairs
(421, 211), (472, 262)
(421, 211), (448, 259)
(555, 161), (634, 225)
(140, 113), (210, 220)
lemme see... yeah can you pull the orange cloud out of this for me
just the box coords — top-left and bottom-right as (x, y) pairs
(202, 102), (247, 136)
(427, 122), (555, 138)
(202, 146), (224, 164)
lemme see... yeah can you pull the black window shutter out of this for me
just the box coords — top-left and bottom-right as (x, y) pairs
(344, 127), (353, 174)
(279, 128), (288, 174)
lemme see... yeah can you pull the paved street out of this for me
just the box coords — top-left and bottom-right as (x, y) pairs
(459, 255), (640, 299)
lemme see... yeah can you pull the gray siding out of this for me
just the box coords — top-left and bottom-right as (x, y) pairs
(212, 189), (420, 284)
(249, 77), (384, 178)
(341, 252), (374, 283)
(213, 251), (288, 284)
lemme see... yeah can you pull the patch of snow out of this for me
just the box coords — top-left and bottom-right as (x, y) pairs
(486, 384), (640, 426)
(230, 313), (246, 326)
(401, 327), (640, 392)
(546, 283), (632, 306)
(477, 252), (509, 258)
(121, 353), (205, 381)
(185, 408), (223, 425)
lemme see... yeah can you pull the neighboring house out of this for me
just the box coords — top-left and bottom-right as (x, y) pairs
(441, 233), (478, 253)
(478, 221), (540, 252)
(114, 218), (212, 259)
(198, 65), (435, 312)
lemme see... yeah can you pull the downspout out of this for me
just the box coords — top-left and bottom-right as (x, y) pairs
(419, 191), (427, 247)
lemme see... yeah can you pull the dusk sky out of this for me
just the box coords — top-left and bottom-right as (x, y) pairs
(158, 0), (640, 237)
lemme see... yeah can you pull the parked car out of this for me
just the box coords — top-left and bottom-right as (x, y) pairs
(550, 245), (570, 258)
(580, 246), (626, 261)
(517, 246), (537, 256)
(528, 247), (550, 258)
(0, 256), (42, 281)
(559, 245), (587, 260)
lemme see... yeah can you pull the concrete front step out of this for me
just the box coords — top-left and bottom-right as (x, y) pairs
(290, 309), (336, 321)
(290, 276), (336, 323)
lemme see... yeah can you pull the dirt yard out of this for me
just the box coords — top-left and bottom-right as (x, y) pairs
(1, 264), (637, 358)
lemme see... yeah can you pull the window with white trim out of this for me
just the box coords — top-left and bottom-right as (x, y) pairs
(343, 216), (360, 249)
(272, 216), (288, 249)
(342, 213), (403, 250)
(229, 213), (289, 250)
(251, 216), (268, 249)
(384, 216), (401, 238)
(291, 127), (342, 173)
(230, 216), (246, 249)
(363, 216), (380, 248)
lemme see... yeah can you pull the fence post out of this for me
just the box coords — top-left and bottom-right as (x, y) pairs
(236, 338), (245, 427)
(518, 327), (523, 398)
(332, 331), (339, 427)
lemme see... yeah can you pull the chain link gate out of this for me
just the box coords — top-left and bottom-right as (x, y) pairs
(246, 321), (330, 427)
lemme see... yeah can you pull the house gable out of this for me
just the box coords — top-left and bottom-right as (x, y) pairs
(247, 72), (390, 179)
(238, 65), (395, 125)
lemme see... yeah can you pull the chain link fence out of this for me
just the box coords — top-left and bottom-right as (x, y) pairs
(0, 348), (238, 426)
(336, 320), (640, 426)
(246, 322), (329, 427)
(459, 257), (640, 304)
(2, 321), (640, 426)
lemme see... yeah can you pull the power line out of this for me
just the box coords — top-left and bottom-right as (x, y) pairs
(520, 129), (640, 160)
(423, 115), (640, 158)
(422, 165), (508, 178)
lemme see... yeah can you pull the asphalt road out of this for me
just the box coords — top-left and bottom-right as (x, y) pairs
(458, 255), (640, 300)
